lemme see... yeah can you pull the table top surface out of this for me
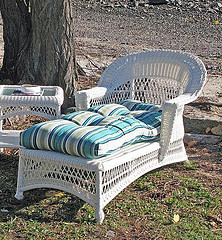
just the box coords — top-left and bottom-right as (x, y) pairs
(0, 85), (59, 97)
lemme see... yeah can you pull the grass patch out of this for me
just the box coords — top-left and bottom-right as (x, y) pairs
(0, 144), (221, 239)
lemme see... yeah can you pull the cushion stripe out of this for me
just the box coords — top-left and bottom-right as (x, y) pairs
(119, 99), (161, 112)
(62, 111), (104, 126)
(88, 104), (130, 116)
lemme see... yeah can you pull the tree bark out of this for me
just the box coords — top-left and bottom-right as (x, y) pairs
(0, 0), (77, 109)
(0, 0), (31, 84)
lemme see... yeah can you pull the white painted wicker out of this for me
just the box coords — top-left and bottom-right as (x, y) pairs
(15, 50), (206, 224)
(0, 85), (64, 148)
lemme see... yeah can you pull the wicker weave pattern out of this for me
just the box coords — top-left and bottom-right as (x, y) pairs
(0, 85), (64, 120)
(23, 157), (97, 200)
(15, 50), (207, 224)
(0, 86), (64, 148)
(1, 105), (58, 119)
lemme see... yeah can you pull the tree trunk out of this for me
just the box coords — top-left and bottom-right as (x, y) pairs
(0, 0), (31, 84)
(0, 0), (77, 109)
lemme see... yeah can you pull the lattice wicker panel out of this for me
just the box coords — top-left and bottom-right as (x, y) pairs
(89, 92), (115, 107)
(22, 158), (97, 197)
(89, 81), (131, 107)
(133, 78), (181, 104)
(89, 91), (130, 107)
(89, 77), (183, 107)
(165, 138), (184, 157)
(102, 149), (159, 196)
(1, 105), (57, 119)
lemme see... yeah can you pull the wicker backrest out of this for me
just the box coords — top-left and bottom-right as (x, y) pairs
(98, 49), (206, 104)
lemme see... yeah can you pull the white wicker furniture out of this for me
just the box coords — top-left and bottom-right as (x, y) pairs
(0, 85), (64, 148)
(15, 50), (207, 224)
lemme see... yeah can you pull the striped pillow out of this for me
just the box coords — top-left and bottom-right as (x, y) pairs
(20, 102), (162, 159)
(20, 117), (155, 159)
(134, 111), (162, 136)
(62, 111), (104, 126)
(119, 99), (161, 112)
(88, 103), (130, 116)
(20, 120), (79, 150)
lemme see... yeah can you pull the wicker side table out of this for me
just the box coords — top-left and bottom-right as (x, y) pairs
(0, 85), (64, 149)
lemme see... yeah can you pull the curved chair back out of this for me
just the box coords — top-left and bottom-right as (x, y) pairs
(98, 49), (206, 104)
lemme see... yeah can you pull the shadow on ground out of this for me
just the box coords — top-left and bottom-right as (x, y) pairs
(0, 152), (85, 223)
(184, 117), (221, 135)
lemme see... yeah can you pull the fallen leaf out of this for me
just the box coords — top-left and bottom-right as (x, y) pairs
(173, 214), (180, 223)
(187, 140), (197, 148)
(207, 214), (222, 224)
(215, 20), (220, 25)
(55, 192), (65, 197)
(201, 148), (210, 154)
(45, 191), (65, 197)
(205, 127), (211, 134)
(210, 221), (217, 227)
(106, 230), (115, 238)
(45, 190), (57, 197)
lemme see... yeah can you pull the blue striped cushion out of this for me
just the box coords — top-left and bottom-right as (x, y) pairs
(62, 111), (104, 126)
(20, 101), (162, 159)
(20, 117), (153, 159)
(135, 111), (161, 126)
(88, 103), (130, 116)
(20, 120), (79, 150)
(134, 111), (162, 137)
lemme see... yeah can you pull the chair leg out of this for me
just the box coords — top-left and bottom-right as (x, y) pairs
(0, 118), (3, 153)
(185, 159), (190, 164)
(15, 190), (24, 200)
(15, 170), (24, 200)
(95, 170), (105, 224)
(15, 153), (24, 200)
(95, 207), (105, 224)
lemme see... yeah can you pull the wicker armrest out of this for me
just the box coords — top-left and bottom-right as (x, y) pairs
(159, 94), (196, 161)
(75, 87), (107, 110)
(165, 93), (197, 106)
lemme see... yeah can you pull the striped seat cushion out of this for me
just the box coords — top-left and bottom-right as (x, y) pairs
(133, 111), (162, 135)
(20, 117), (154, 159)
(88, 103), (130, 116)
(20, 101), (162, 159)
(20, 120), (79, 150)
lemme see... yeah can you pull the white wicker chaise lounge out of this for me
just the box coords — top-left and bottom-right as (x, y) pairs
(15, 49), (207, 224)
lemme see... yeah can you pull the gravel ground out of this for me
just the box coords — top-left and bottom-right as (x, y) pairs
(73, 0), (222, 76)
(0, 1), (221, 74)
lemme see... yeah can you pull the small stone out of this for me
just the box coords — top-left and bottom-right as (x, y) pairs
(121, 4), (128, 8)
(211, 124), (222, 136)
(105, 230), (115, 238)
(188, 2), (195, 8)
(104, 3), (114, 8)
(133, 0), (139, 7)
(1, 209), (9, 213)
